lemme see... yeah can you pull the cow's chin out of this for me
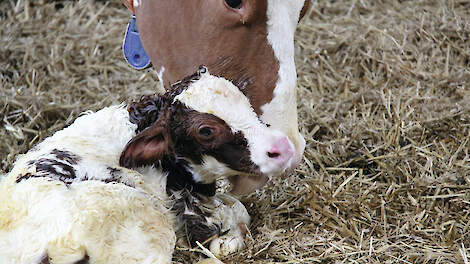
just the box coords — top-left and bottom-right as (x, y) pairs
(228, 173), (271, 195)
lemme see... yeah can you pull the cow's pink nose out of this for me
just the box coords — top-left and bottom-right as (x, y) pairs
(267, 137), (294, 164)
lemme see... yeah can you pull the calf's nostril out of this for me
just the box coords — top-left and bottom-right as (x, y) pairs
(267, 151), (280, 159)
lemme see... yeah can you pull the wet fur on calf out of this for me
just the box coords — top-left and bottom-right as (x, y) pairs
(0, 68), (261, 263)
(0, 103), (175, 263)
(121, 69), (251, 245)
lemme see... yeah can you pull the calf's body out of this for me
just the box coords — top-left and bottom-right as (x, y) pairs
(0, 70), (294, 263)
(0, 106), (175, 263)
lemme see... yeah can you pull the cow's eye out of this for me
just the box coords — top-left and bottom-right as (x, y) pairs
(198, 126), (214, 138)
(225, 0), (242, 9)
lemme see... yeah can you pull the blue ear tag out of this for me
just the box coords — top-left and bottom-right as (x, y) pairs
(123, 15), (151, 70)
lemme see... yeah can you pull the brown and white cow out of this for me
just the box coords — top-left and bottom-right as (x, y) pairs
(122, 0), (310, 193)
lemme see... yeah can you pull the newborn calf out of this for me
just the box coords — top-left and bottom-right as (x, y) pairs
(0, 68), (294, 263)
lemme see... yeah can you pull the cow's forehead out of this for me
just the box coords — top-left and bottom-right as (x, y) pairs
(174, 74), (260, 132)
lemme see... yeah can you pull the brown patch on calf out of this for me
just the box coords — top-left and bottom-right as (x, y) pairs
(120, 72), (257, 176)
(120, 96), (256, 174)
(171, 110), (254, 173)
(127, 0), (279, 115)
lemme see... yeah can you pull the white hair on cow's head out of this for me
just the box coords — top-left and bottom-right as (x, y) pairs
(174, 72), (294, 181)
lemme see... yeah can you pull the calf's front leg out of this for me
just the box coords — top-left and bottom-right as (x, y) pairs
(208, 193), (250, 257)
(175, 191), (250, 257)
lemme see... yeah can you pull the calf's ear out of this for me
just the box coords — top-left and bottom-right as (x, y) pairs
(119, 125), (171, 168)
(122, 0), (135, 14)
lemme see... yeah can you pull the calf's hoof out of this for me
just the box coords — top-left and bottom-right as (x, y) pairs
(209, 225), (247, 257)
(209, 193), (250, 257)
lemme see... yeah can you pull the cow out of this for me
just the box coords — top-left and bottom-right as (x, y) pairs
(121, 0), (311, 194)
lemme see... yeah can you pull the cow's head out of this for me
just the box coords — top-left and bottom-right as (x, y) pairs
(122, 0), (310, 186)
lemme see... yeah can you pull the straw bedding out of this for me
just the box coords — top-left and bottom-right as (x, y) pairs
(1, 0), (469, 263)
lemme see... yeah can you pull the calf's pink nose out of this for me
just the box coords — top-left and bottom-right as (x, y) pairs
(267, 136), (294, 164)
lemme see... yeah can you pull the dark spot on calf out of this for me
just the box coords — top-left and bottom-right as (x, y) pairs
(39, 253), (50, 264)
(102, 167), (134, 187)
(103, 177), (125, 185)
(19, 158), (77, 185)
(107, 167), (121, 178)
(74, 253), (90, 264)
(16, 173), (33, 183)
(51, 149), (81, 165)
(39, 252), (89, 264)
(19, 149), (80, 185)
(35, 158), (76, 184)
(18, 159), (134, 188)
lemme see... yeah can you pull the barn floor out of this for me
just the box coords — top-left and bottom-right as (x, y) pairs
(1, 0), (469, 263)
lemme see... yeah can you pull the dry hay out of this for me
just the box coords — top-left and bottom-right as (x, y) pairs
(1, 0), (469, 263)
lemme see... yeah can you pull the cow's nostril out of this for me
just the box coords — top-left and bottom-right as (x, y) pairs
(267, 151), (280, 159)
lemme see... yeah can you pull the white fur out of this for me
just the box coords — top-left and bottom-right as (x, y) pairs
(0, 106), (175, 264)
(262, 0), (307, 166)
(175, 72), (294, 177)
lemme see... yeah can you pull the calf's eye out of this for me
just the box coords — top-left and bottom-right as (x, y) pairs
(198, 126), (214, 138)
(225, 0), (242, 9)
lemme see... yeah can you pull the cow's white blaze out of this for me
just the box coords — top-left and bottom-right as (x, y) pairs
(174, 73), (294, 181)
(262, 0), (307, 167)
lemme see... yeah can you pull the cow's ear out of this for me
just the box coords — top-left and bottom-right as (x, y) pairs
(122, 0), (135, 14)
(120, 124), (172, 169)
(299, 0), (311, 20)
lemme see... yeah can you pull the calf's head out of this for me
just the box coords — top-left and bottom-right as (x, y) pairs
(122, 0), (310, 172)
(120, 69), (294, 194)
